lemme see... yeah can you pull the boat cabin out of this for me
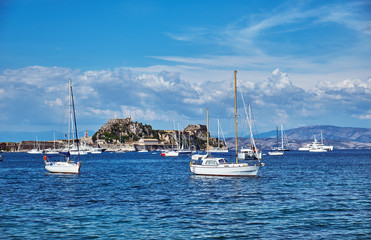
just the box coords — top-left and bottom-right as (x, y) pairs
(201, 158), (228, 165)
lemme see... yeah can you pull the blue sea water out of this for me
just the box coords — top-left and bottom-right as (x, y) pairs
(0, 150), (370, 239)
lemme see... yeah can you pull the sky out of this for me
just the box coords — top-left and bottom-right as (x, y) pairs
(0, 0), (370, 140)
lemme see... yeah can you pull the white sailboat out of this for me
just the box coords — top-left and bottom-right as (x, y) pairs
(161, 120), (179, 157)
(190, 71), (263, 176)
(27, 137), (43, 154)
(178, 122), (193, 154)
(268, 126), (284, 156)
(44, 79), (81, 174)
(209, 119), (229, 153)
(237, 90), (262, 160)
(90, 147), (103, 154)
(44, 132), (59, 154)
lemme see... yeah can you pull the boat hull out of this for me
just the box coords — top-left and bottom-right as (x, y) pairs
(268, 151), (284, 156)
(309, 149), (328, 152)
(45, 161), (81, 174)
(190, 164), (260, 176)
(161, 151), (179, 157)
(209, 149), (229, 153)
(298, 147), (310, 151)
(27, 149), (43, 154)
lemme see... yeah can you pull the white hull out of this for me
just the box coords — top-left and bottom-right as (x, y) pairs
(309, 148), (328, 152)
(209, 149), (229, 153)
(268, 151), (284, 156)
(298, 147), (310, 151)
(45, 161), (81, 174)
(27, 149), (43, 154)
(45, 150), (59, 154)
(70, 150), (88, 155)
(161, 151), (179, 157)
(45, 152), (59, 155)
(90, 151), (102, 154)
(190, 163), (260, 176)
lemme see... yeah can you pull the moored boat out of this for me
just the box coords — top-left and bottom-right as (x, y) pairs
(43, 79), (82, 174)
(268, 126), (285, 156)
(161, 150), (179, 157)
(268, 151), (284, 156)
(190, 71), (263, 176)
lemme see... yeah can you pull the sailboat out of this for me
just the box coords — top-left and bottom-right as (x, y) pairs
(178, 122), (192, 154)
(161, 120), (179, 157)
(190, 71), (263, 176)
(268, 126), (284, 156)
(238, 94), (262, 160)
(27, 137), (43, 154)
(209, 119), (229, 153)
(44, 132), (59, 154)
(44, 79), (81, 174)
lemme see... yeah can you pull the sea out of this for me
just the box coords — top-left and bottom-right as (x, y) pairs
(0, 150), (370, 239)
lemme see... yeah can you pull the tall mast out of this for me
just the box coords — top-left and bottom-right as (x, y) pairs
(234, 70), (238, 164)
(206, 108), (209, 154)
(281, 124), (284, 149)
(177, 121), (180, 150)
(276, 126), (279, 149)
(70, 79), (80, 160)
(217, 119), (220, 149)
(171, 118), (175, 150)
(68, 79), (72, 150)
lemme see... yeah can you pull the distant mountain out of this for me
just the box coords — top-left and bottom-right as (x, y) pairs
(256, 125), (371, 143)
(233, 125), (371, 150)
(0, 130), (96, 142)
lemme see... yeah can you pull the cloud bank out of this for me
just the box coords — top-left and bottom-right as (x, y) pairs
(0, 66), (369, 135)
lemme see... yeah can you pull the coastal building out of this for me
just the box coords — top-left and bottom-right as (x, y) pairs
(138, 138), (159, 145)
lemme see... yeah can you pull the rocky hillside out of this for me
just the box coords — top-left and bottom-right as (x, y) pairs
(93, 118), (162, 143)
(92, 118), (225, 149)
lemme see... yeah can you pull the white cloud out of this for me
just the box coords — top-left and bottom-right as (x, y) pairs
(120, 106), (169, 122)
(44, 98), (62, 107)
(0, 65), (370, 132)
(317, 78), (370, 94)
(84, 107), (117, 118)
(359, 114), (371, 120)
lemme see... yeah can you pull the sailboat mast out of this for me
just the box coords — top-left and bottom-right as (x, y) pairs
(234, 70), (238, 164)
(281, 124), (284, 150)
(276, 126), (279, 149)
(68, 79), (72, 151)
(206, 108), (209, 154)
(217, 119), (220, 149)
(70, 80), (80, 160)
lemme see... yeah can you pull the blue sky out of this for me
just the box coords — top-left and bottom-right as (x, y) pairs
(0, 0), (370, 140)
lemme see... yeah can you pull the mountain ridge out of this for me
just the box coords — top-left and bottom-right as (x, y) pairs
(255, 125), (371, 143)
